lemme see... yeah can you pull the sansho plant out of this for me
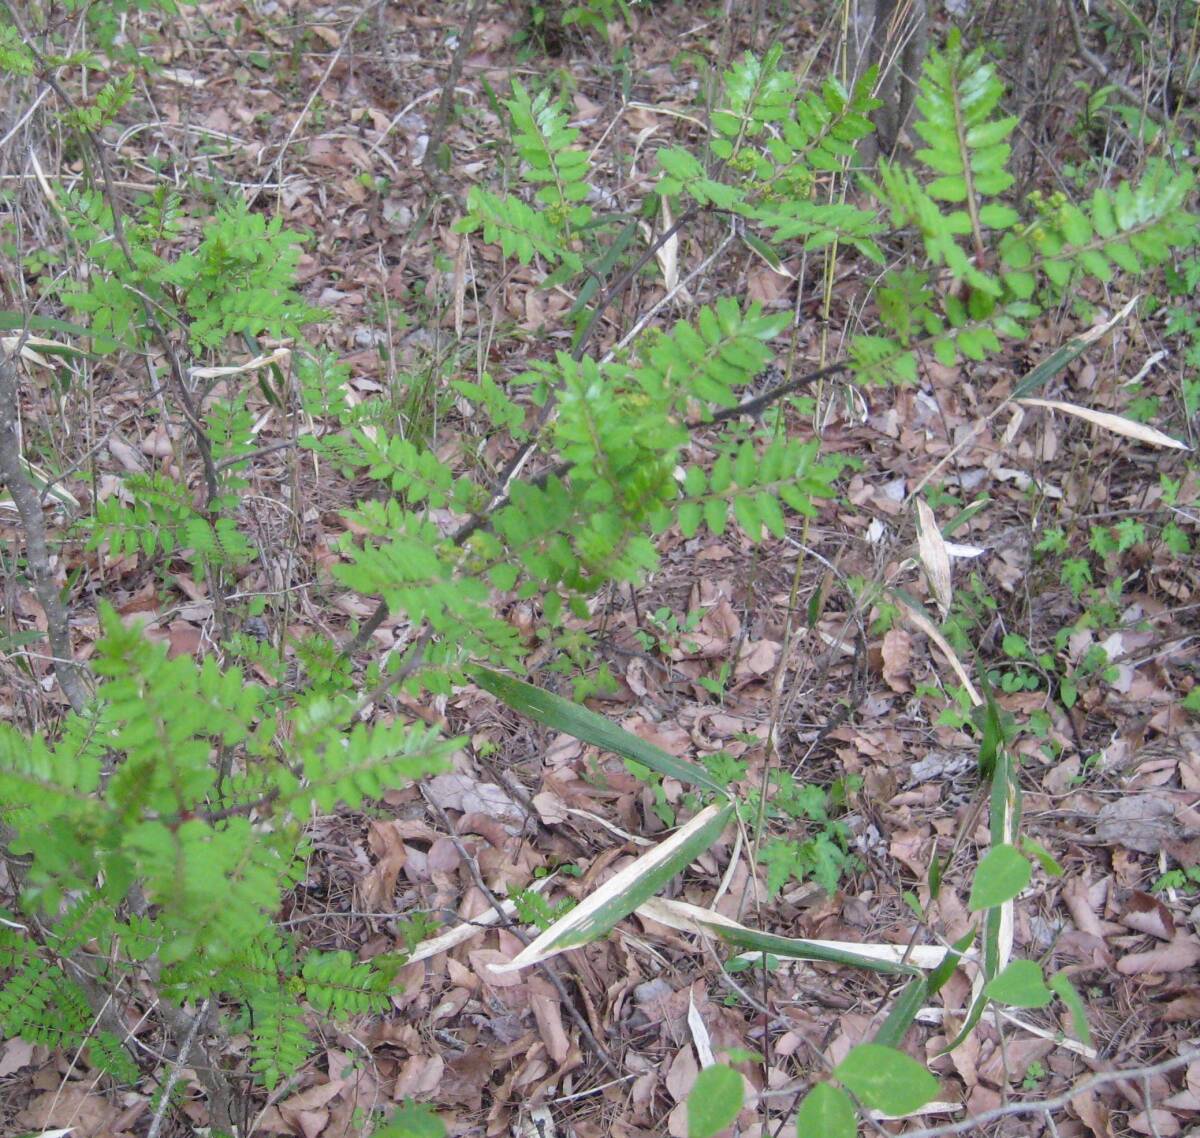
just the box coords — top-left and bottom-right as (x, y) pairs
(0, 21), (1196, 1137)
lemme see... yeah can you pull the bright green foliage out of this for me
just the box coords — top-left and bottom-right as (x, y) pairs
(507, 82), (593, 225)
(758, 831), (859, 897)
(4, 23), (1196, 1128)
(833, 1043), (938, 1116)
(984, 959), (1052, 1008)
(0, 608), (457, 1090)
(458, 80), (594, 281)
(912, 33), (1017, 212)
(85, 474), (254, 578)
(66, 73), (136, 132)
(330, 293), (842, 675)
(0, 24), (35, 74)
(635, 298), (787, 413)
(660, 45), (883, 261)
(376, 1099), (447, 1138)
(458, 190), (570, 269)
(63, 193), (321, 354)
(687, 1063), (744, 1138)
(511, 887), (576, 930)
(968, 844), (1032, 910)
(755, 772), (861, 895)
(859, 30), (1199, 382)
(795, 1082), (856, 1138)
(168, 207), (320, 350)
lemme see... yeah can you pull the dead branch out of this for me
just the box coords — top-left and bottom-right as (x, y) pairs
(0, 353), (90, 714)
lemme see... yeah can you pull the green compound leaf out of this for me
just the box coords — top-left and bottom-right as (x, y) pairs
(687, 1064), (744, 1138)
(834, 1043), (938, 1116)
(984, 959), (1052, 1008)
(969, 844), (1031, 911)
(795, 1082), (856, 1138)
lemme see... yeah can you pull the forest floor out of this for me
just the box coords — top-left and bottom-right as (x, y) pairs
(2, 2), (1199, 1138)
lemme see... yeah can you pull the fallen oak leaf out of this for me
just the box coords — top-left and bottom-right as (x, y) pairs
(1116, 933), (1200, 975)
(1120, 890), (1176, 941)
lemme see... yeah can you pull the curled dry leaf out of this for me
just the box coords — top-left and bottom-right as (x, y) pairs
(1116, 933), (1200, 975)
(1018, 397), (1188, 450)
(881, 627), (914, 693)
(1127, 1109), (1182, 1137)
(1094, 794), (1178, 855)
(529, 976), (570, 1066)
(664, 1043), (699, 1103)
(915, 498), (953, 617)
(735, 637), (780, 679)
(469, 947), (525, 988)
(425, 772), (527, 830)
(1072, 1088), (1115, 1138)
(1120, 890), (1176, 941)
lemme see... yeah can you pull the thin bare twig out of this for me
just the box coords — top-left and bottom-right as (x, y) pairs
(146, 998), (211, 1138)
(419, 786), (625, 1082)
(900, 1049), (1198, 1138)
(247, 0), (386, 208)
(422, 0), (487, 189)
(1065, 0), (1168, 127)
(0, 354), (90, 713)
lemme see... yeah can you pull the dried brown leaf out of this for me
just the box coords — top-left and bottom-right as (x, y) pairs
(881, 627), (914, 693)
(1116, 933), (1200, 975)
(1120, 890), (1176, 941)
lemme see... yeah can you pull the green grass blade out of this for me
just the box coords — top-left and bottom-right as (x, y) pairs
(495, 802), (735, 970)
(471, 666), (727, 793)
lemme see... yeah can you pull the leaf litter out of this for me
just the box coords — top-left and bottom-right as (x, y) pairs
(1, 2), (1199, 1137)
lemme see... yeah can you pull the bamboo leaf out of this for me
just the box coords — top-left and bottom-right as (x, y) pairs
(494, 803), (734, 970)
(637, 897), (961, 974)
(471, 667), (726, 793)
(1017, 397), (1187, 450)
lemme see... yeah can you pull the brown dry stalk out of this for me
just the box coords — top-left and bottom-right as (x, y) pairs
(0, 353), (90, 713)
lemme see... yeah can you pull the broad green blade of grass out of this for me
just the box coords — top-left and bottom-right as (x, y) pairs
(874, 927), (976, 1049)
(493, 802), (735, 971)
(471, 666), (728, 794)
(945, 683), (1021, 1054)
(1011, 295), (1137, 400)
(0, 311), (93, 338)
(638, 897), (964, 975)
(872, 976), (929, 1047)
(18, 457), (81, 513)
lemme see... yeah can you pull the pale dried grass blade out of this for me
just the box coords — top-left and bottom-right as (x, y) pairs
(188, 347), (292, 380)
(656, 197), (680, 295)
(893, 593), (980, 707)
(1018, 397), (1187, 450)
(687, 990), (716, 1068)
(405, 875), (554, 964)
(915, 499), (953, 618)
(0, 334), (81, 369)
